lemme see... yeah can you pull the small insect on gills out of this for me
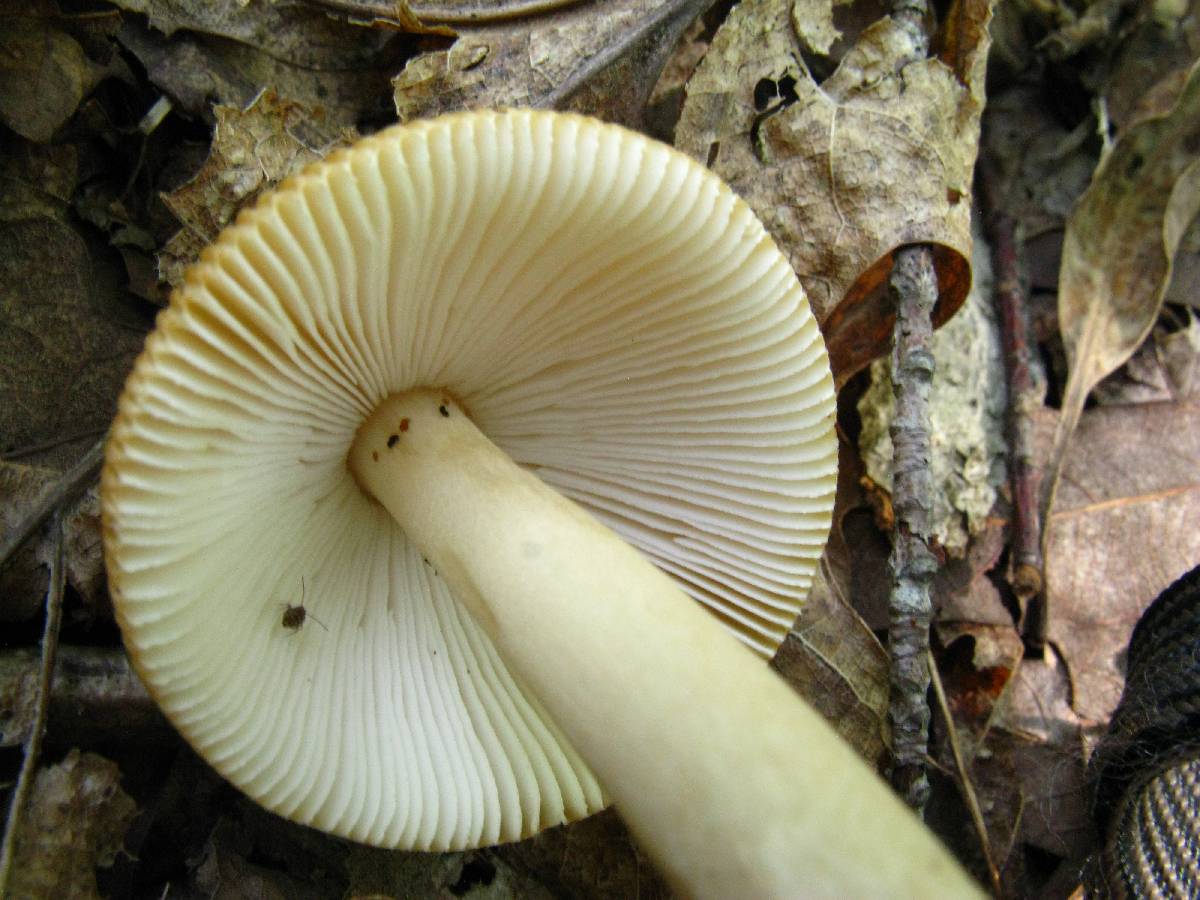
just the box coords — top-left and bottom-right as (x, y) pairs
(281, 577), (327, 633)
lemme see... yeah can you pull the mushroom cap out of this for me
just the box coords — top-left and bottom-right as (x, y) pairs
(102, 109), (837, 849)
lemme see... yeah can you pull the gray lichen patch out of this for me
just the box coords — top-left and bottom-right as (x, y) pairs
(857, 232), (1007, 557)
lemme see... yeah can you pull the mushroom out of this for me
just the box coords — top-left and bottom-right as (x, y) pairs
(103, 109), (980, 897)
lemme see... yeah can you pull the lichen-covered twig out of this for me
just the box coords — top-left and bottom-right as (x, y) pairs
(979, 164), (1046, 651)
(0, 511), (65, 893)
(881, 0), (940, 814)
(887, 244), (939, 811)
(0, 437), (104, 569)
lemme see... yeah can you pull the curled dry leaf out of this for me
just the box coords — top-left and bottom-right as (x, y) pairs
(391, 0), (711, 127)
(158, 91), (357, 287)
(1040, 402), (1200, 723)
(1045, 61), (1200, 533)
(5, 749), (137, 900)
(675, 0), (991, 382)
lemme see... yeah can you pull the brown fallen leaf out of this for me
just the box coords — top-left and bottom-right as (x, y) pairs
(985, 652), (1093, 865)
(772, 558), (891, 770)
(1092, 311), (1200, 405)
(115, 16), (400, 131)
(187, 818), (337, 900)
(5, 749), (137, 900)
(1159, 310), (1200, 398)
(109, 0), (405, 67)
(0, 17), (117, 143)
(1039, 402), (1200, 723)
(765, 430), (891, 768)
(0, 463), (105, 622)
(391, 0), (711, 128)
(935, 622), (1021, 728)
(1102, 0), (1200, 130)
(1044, 61), (1200, 543)
(494, 810), (669, 900)
(158, 90), (357, 287)
(675, 0), (992, 381)
(1167, 216), (1200, 310)
(982, 85), (1099, 244)
(0, 183), (144, 469)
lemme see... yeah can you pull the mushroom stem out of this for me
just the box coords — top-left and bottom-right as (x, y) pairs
(350, 389), (980, 899)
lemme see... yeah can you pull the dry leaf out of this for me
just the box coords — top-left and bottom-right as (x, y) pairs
(1102, 0), (1200, 130)
(982, 85), (1099, 240)
(0, 18), (114, 143)
(764, 432), (891, 768)
(1046, 61), (1200, 533)
(158, 91), (356, 287)
(109, 0), (401, 67)
(934, 515), (1010, 627)
(0, 462), (105, 622)
(982, 654), (1092, 864)
(675, 0), (992, 381)
(1039, 402), (1200, 723)
(1166, 214), (1200, 310)
(495, 811), (670, 900)
(772, 559), (891, 769)
(1159, 310), (1200, 397)
(935, 622), (1021, 727)
(940, 650), (1091, 884)
(6, 750), (137, 900)
(1091, 311), (1200, 405)
(0, 184), (144, 467)
(391, 0), (710, 127)
(188, 819), (336, 900)
(115, 16), (399, 131)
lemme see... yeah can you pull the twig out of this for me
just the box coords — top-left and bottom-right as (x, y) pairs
(0, 437), (104, 569)
(0, 428), (106, 461)
(0, 510), (66, 891)
(887, 244), (939, 811)
(979, 164), (1047, 651)
(0, 645), (165, 745)
(928, 649), (1002, 897)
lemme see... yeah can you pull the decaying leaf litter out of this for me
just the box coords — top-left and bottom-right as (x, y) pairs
(1, 0), (1198, 896)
